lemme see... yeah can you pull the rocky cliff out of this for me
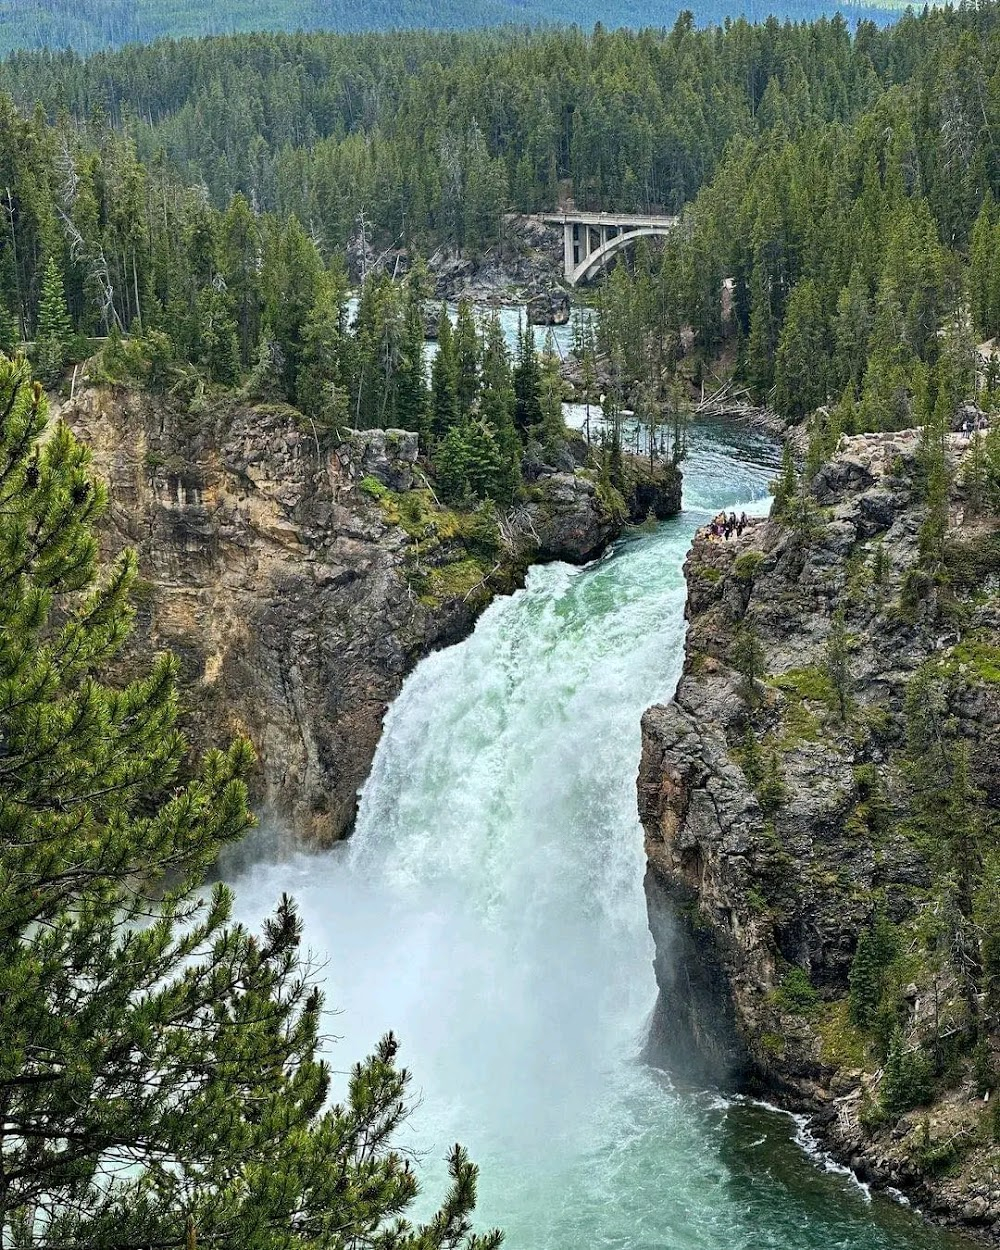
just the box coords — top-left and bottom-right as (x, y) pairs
(639, 428), (1000, 1238)
(64, 384), (674, 842)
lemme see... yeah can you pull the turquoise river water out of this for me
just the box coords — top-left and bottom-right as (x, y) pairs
(231, 420), (968, 1250)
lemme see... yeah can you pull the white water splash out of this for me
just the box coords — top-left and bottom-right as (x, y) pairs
(231, 425), (961, 1250)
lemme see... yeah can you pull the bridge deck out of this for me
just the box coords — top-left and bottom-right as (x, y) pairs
(539, 210), (679, 229)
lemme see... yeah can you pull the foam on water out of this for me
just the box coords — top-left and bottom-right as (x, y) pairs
(231, 422), (965, 1250)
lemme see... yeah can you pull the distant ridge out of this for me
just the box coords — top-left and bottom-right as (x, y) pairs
(0, 0), (904, 56)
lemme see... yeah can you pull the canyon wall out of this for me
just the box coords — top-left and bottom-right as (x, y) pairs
(64, 384), (652, 841)
(639, 429), (1000, 1238)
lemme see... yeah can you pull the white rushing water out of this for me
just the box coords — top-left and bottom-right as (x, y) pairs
(231, 422), (963, 1250)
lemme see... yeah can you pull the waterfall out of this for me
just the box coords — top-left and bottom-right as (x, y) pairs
(231, 422), (959, 1250)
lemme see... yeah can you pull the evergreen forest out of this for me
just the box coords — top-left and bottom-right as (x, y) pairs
(0, 0), (901, 58)
(5, 2), (1000, 1245)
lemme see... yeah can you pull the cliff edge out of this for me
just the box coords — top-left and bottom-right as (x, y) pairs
(63, 384), (678, 842)
(639, 427), (1000, 1239)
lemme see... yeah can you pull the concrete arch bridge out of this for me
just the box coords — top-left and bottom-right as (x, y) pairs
(539, 210), (679, 286)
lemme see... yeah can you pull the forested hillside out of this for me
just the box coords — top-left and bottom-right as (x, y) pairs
(0, 5), (998, 446)
(0, 0), (902, 57)
(595, 0), (1000, 440)
(0, 10), (990, 265)
(0, 4), (996, 552)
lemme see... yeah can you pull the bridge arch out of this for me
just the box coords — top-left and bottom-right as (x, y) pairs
(570, 224), (674, 286)
(537, 211), (679, 287)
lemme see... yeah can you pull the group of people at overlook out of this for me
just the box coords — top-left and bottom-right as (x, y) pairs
(709, 511), (749, 540)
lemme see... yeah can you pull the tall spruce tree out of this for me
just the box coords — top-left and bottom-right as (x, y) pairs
(512, 321), (542, 436)
(396, 278), (431, 446)
(479, 313), (520, 502)
(0, 355), (500, 1250)
(454, 299), (480, 417)
(34, 257), (73, 386)
(431, 307), (459, 440)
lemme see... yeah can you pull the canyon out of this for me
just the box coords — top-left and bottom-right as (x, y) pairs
(61, 382), (678, 841)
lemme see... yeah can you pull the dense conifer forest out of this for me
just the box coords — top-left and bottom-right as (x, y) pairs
(4, 0), (1000, 1243)
(0, 0), (901, 57)
(0, 6), (998, 497)
(0, 9), (996, 322)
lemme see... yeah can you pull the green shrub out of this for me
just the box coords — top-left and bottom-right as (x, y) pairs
(772, 666), (836, 706)
(734, 550), (765, 582)
(756, 751), (786, 813)
(872, 541), (890, 586)
(359, 475), (388, 499)
(880, 1029), (934, 1118)
(773, 966), (820, 1015)
(944, 532), (1000, 591)
(848, 908), (898, 1030)
(948, 637), (1000, 684)
(746, 887), (770, 916)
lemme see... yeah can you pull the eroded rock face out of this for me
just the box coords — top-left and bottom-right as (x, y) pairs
(638, 429), (1000, 1236)
(62, 385), (633, 842)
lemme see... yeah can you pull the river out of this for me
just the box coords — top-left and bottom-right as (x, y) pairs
(229, 419), (966, 1250)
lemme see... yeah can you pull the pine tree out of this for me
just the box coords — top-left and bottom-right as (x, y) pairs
(296, 278), (350, 425)
(479, 313), (521, 503)
(397, 278), (431, 447)
(0, 355), (500, 1250)
(939, 741), (984, 923)
(771, 442), (798, 517)
(916, 370), (951, 571)
(880, 1029), (933, 1117)
(729, 620), (767, 707)
(774, 278), (827, 420)
(194, 284), (241, 385)
(538, 330), (566, 446)
(434, 423), (471, 503)
(431, 307), (460, 442)
(738, 725), (766, 789)
(746, 267), (777, 401)
(832, 266), (872, 398)
(264, 218), (323, 399)
(454, 298), (480, 417)
(513, 320), (542, 436)
(848, 908), (898, 1030)
(969, 196), (996, 340)
(34, 256), (73, 385)
(825, 607), (853, 723)
(605, 389), (626, 495)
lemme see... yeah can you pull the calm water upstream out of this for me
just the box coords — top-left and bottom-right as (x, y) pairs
(231, 420), (968, 1250)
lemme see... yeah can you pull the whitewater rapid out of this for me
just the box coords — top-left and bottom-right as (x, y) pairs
(230, 422), (964, 1250)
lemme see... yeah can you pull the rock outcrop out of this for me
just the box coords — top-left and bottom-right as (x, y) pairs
(639, 428), (1000, 1239)
(63, 384), (650, 842)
